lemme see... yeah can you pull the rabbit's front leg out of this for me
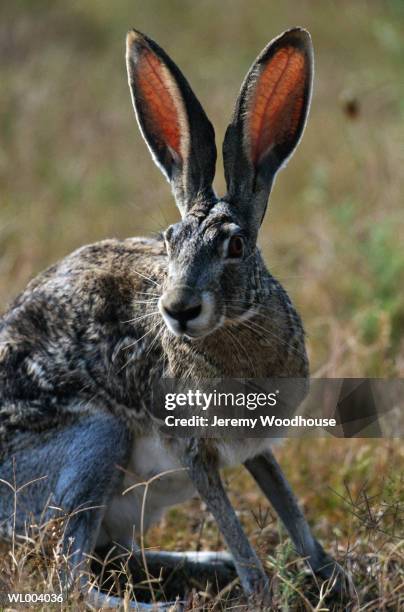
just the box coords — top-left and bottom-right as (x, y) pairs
(182, 439), (269, 602)
(245, 449), (350, 594)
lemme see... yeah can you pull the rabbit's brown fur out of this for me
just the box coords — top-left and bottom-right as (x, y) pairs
(0, 234), (306, 455)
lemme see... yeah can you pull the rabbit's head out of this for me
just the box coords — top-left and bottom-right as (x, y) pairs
(126, 28), (313, 339)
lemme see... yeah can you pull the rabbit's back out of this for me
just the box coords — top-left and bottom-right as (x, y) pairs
(0, 236), (167, 455)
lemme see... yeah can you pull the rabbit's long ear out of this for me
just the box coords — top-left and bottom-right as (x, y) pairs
(126, 30), (217, 217)
(223, 28), (313, 234)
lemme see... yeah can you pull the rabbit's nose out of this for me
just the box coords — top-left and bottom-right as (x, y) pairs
(161, 290), (202, 327)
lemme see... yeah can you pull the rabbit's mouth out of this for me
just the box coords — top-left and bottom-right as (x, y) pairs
(183, 315), (226, 340)
(158, 290), (223, 339)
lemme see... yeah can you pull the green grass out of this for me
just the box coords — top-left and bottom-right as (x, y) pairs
(0, 1), (403, 609)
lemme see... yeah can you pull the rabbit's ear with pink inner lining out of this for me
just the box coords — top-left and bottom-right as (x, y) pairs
(223, 28), (314, 233)
(126, 30), (217, 217)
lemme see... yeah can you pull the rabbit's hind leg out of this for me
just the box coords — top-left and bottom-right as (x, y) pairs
(94, 547), (237, 601)
(87, 589), (181, 610)
(142, 550), (236, 587)
(51, 411), (133, 585)
(0, 409), (132, 595)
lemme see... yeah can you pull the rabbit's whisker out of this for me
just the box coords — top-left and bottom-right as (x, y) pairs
(224, 299), (282, 318)
(122, 311), (160, 324)
(132, 299), (160, 305)
(132, 269), (161, 287)
(223, 327), (256, 376)
(238, 318), (307, 360)
(117, 321), (163, 373)
(144, 322), (165, 360)
(121, 324), (161, 353)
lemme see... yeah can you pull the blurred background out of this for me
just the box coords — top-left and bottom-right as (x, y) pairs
(0, 3), (403, 606)
(0, 0), (403, 377)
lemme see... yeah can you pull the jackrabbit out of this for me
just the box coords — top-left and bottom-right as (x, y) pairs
(0, 27), (347, 607)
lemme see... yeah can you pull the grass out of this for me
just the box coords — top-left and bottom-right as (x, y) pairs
(0, 0), (403, 610)
(1, 440), (403, 609)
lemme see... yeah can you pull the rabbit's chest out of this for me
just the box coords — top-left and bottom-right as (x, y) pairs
(163, 323), (287, 379)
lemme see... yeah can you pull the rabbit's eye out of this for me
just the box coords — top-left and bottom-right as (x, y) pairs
(227, 235), (244, 258)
